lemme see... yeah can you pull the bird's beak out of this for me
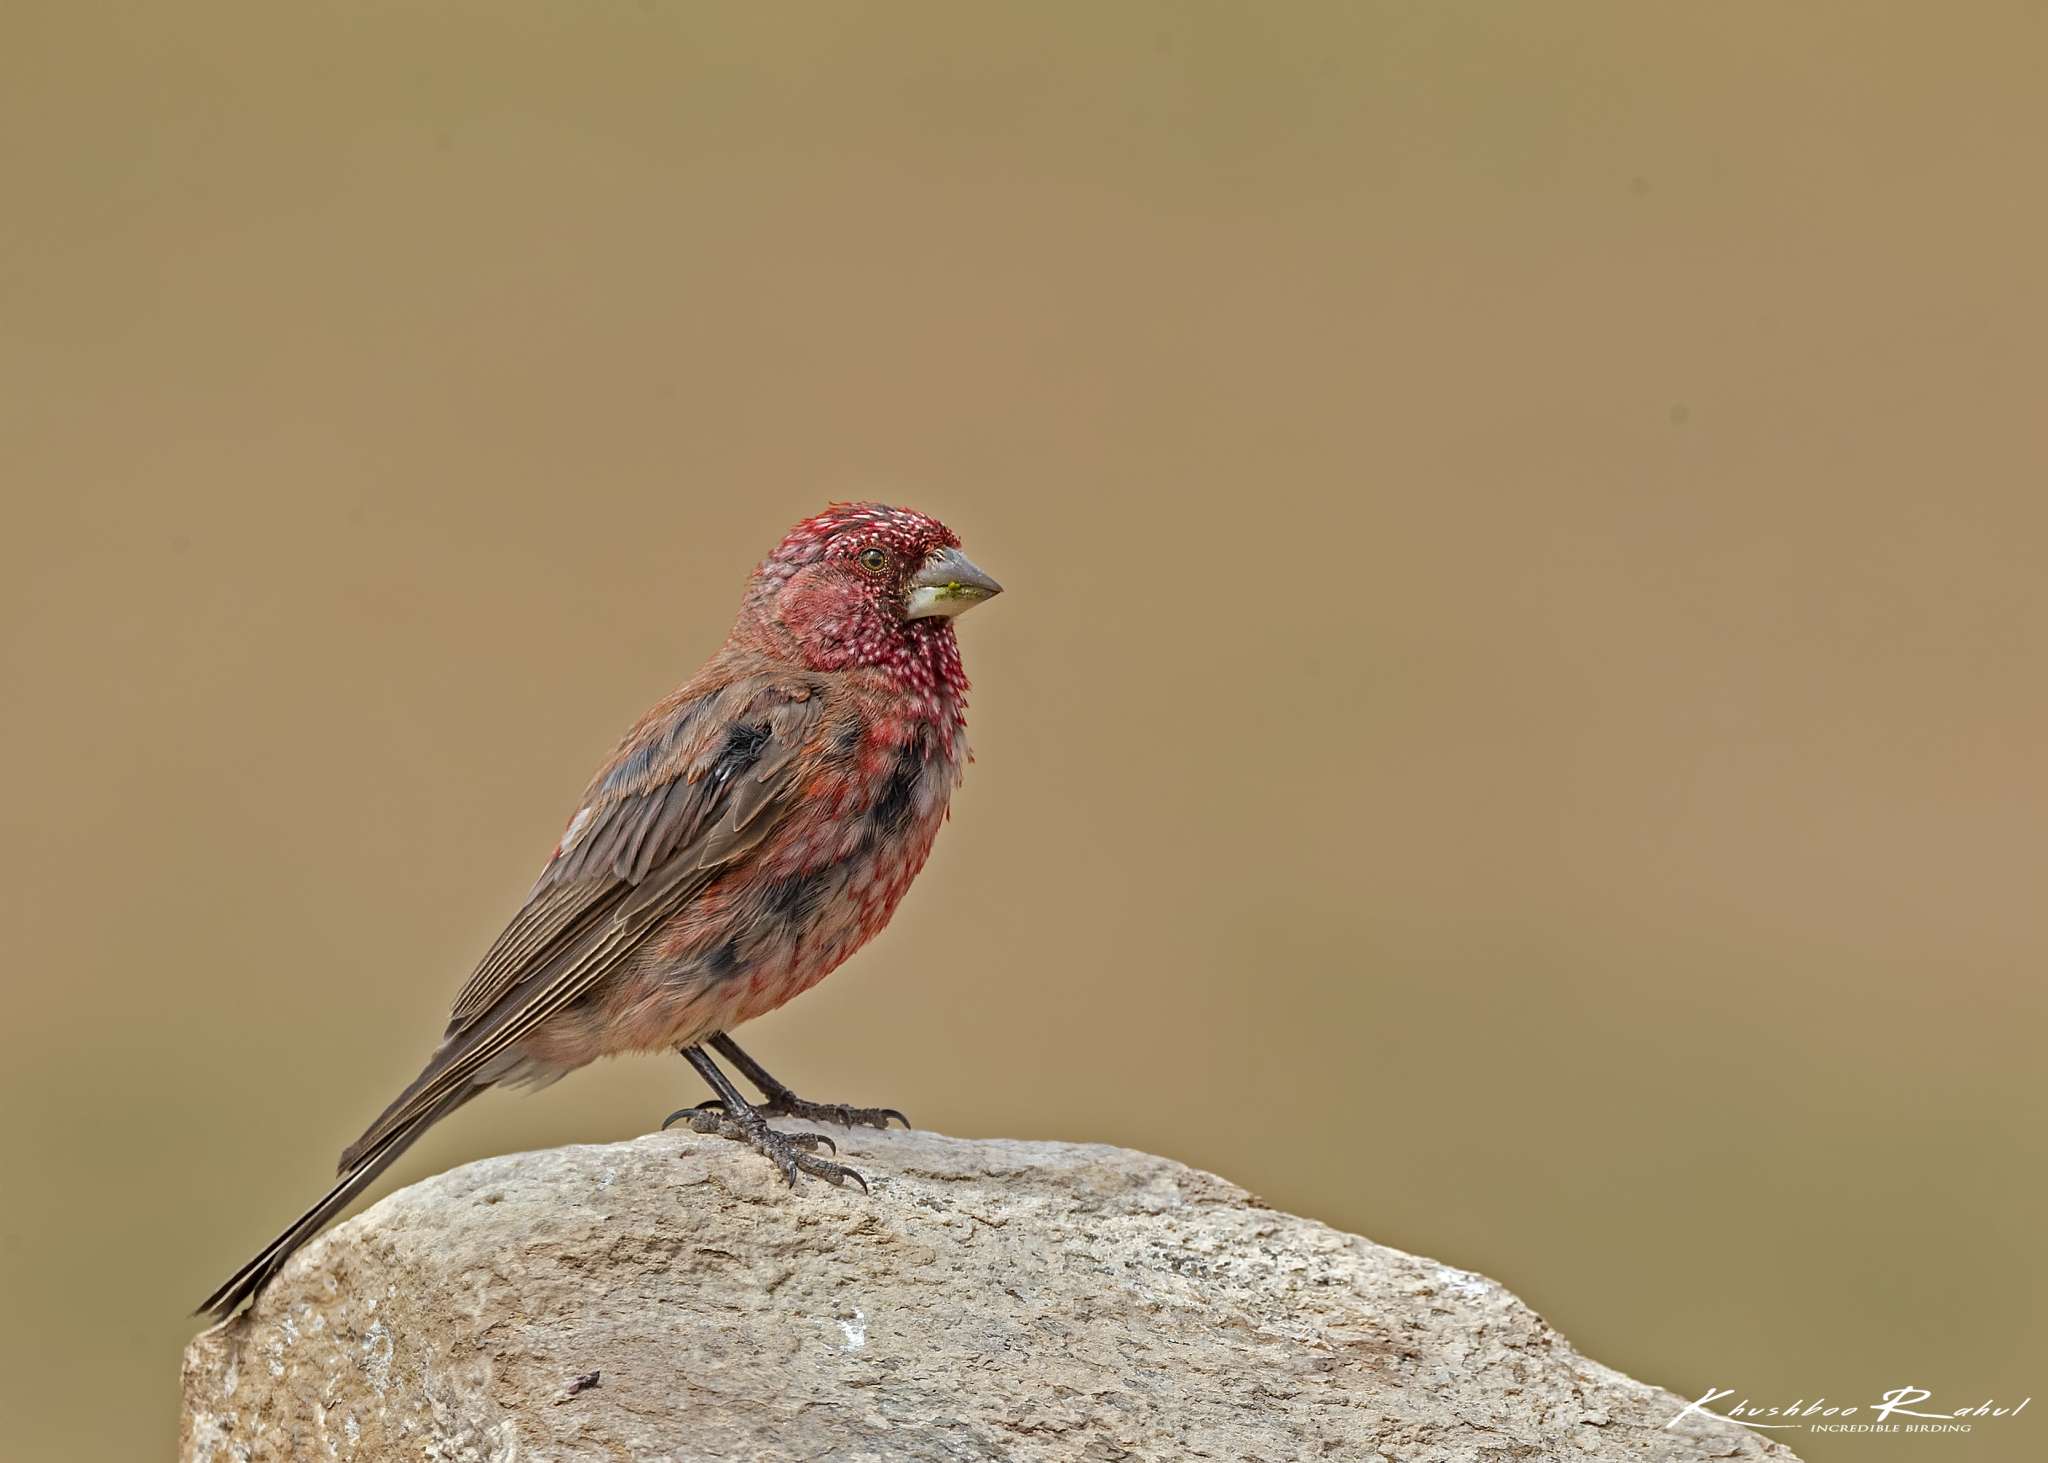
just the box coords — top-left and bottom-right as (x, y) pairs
(904, 546), (1003, 620)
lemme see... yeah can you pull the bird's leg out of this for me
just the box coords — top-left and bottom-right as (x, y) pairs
(662, 1045), (868, 1192)
(702, 1032), (909, 1130)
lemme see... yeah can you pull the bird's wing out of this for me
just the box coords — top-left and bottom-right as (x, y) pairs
(336, 672), (823, 1173)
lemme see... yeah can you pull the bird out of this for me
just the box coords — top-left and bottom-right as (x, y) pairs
(199, 503), (1002, 1319)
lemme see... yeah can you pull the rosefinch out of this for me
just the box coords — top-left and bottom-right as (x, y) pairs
(200, 504), (1001, 1318)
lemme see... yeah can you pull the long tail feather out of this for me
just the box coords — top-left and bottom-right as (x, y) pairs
(196, 1084), (479, 1319)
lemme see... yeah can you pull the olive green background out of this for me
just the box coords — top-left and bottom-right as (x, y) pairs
(3, 5), (2042, 1460)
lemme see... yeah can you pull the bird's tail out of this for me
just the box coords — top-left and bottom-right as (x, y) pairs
(195, 1083), (480, 1320)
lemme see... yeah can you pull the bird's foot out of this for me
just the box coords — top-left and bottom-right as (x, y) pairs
(758, 1094), (911, 1131)
(680, 1093), (908, 1131)
(661, 1105), (869, 1192)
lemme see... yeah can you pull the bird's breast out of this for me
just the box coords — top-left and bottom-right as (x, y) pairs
(600, 710), (969, 1048)
(762, 717), (967, 956)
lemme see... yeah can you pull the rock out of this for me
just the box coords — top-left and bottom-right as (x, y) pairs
(182, 1128), (1796, 1462)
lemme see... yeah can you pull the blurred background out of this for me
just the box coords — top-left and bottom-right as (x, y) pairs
(3, 4), (2043, 1459)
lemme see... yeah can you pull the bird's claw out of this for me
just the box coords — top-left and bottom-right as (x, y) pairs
(664, 1106), (866, 1192)
(671, 1095), (907, 1131)
(759, 1096), (911, 1130)
(662, 1102), (836, 1153)
(661, 1098), (745, 1130)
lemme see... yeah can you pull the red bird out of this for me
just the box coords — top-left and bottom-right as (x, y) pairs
(201, 504), (1002, 1318)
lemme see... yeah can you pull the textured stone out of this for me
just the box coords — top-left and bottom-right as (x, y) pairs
(182, 1128), (1797, 1462)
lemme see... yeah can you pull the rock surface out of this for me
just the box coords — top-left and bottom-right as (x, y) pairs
(183, 1128), (1796, 1462)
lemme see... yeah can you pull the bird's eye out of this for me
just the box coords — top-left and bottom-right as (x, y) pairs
(857, 547), (890, 573)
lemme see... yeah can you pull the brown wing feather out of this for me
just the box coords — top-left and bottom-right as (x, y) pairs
(446, 675), (810, 1027)
(337, 673), (821, 1173)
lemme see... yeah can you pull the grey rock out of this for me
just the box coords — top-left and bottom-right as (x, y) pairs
(182, 1128), (1797, 1461)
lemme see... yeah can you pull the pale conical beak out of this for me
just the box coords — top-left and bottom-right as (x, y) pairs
(904, 546), (1003, 620)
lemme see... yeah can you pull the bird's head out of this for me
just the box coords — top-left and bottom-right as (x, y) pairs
(743, 504), (1002, 679)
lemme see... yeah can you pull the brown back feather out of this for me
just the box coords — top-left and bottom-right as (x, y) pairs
(336, 670), (822, 1174)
